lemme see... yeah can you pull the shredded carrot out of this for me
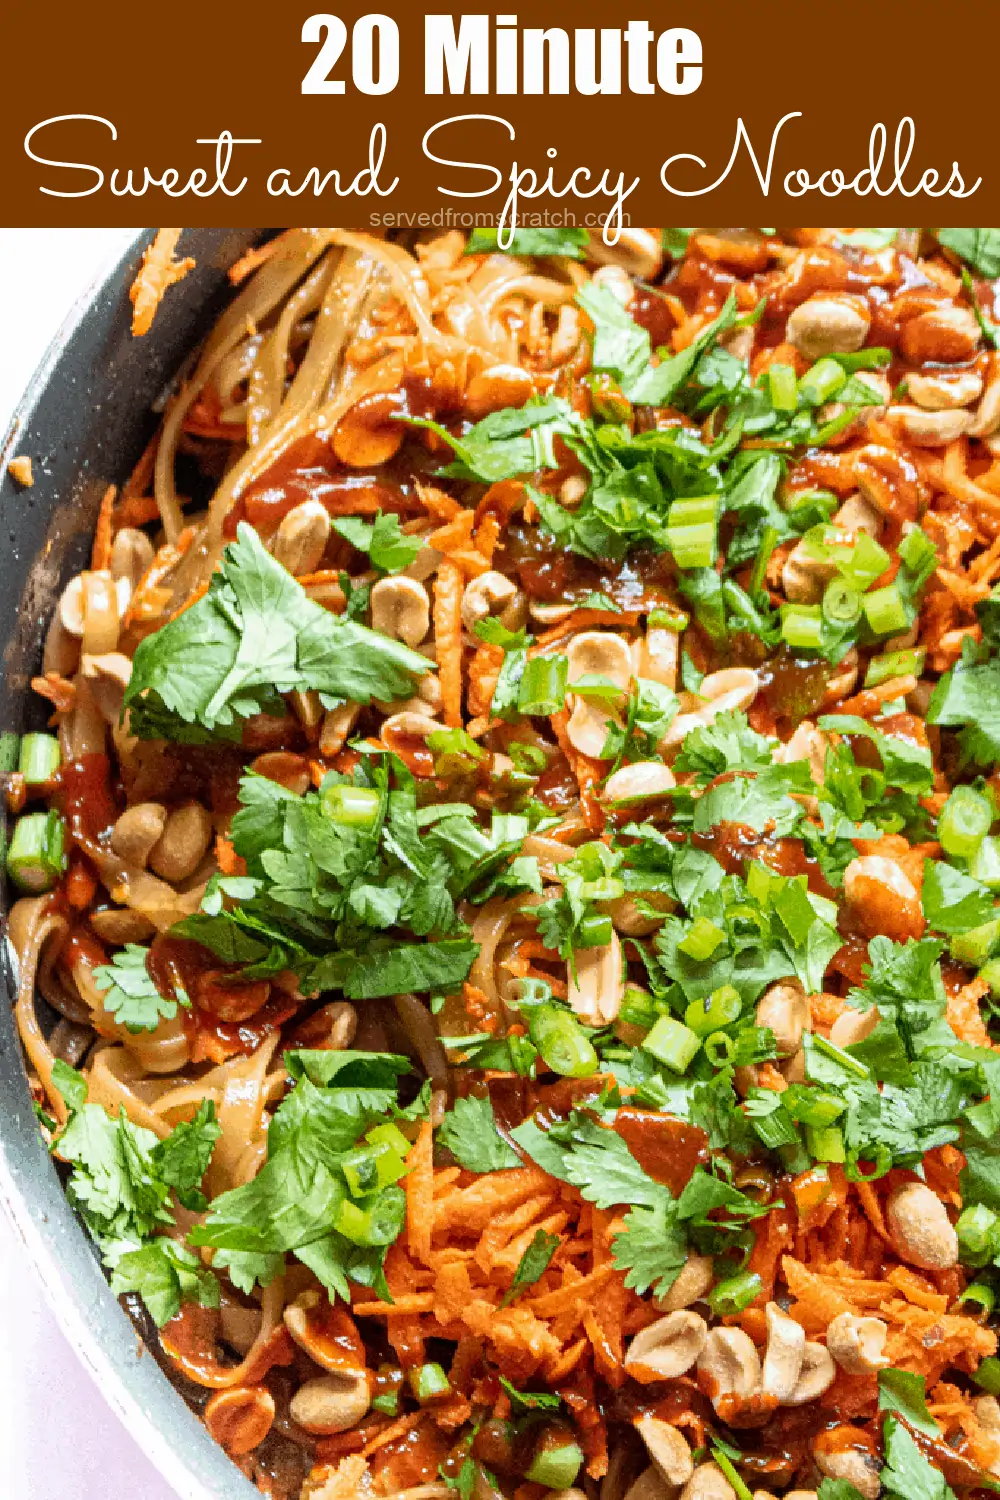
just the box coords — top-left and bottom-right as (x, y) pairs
(405, 1120), (434, 1266)
(7, 456), (33, 487)
(417, 483), (464, 522)
(64, 858), (98, 911)
(90, 485), (116, 572)
(129, 229), (196, 337)
(214, 836), (244, 877)
(434, 559), (464, 727)
(427, 512), (476, 555)
(474, 513), (501, 562)
(30, 672), (75, 713)
(360, 1410), (425, 1456)
(352, 1294), (435, 1317)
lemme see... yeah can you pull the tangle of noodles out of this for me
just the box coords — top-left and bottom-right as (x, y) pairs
(12, 226), (1000, 1500)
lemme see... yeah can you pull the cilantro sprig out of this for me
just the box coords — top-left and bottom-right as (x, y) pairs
(124, 523), (430, 741)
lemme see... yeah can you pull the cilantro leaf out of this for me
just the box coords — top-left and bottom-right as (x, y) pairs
(465, 227), (588, 260)
(611, 1196), (688, 1297)
(927, 641), (1000, 769)
(500, 1229), (560, 1306)
(406, 396), (578, 484)
(878, 1368), (940, 1436)
(937, 229), (1000, 279)
(332, 511), (422, 575)
(438, 1094), (520, 1173)
(151, 1101), (221, 1212)
(93, 944), (186, 1034)
(498, 1376), (562, 1412)
(125, 523), (429, 739)
(110, 1238), (219, 1328)
(921, 860), (995, 935)
(881, 1416), (957, 1500)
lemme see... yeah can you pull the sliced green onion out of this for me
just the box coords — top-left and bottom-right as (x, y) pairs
(6, 810), (66, 893)
(526, 1440), (584, 1490)
(781, 604), (824, 652)
(342, 1140), (407, 1197)
(678, 917), (726, 962)
(845, 1144), (892, 1181)
(17, 733), (60, 786)
(957, 1204), (1000, 1267)
(685, 984), (741, 1037)
(576, 911), (614, 948)
(812, 1033), (871, 1078)
(799, 357), (847, 407)
(822, 578), (862, 627)
(667, 498), (718, 571)
(862, 583), (909, 637)
(704, 1030), (735, 1066)
(619, 986), (660, 1032)
(784, 1084), (846, 1128)
(938, 785), (993, 859)
(410, 1362), (451, 1402)
(648, 605), (689, 633)
(527, 1003), (599, 1079)
(806, 1124), (846, 1163)
(711, 1447), (755, 1500)
(768, 363), (799, 412)
(371, 1390), (400, 1415)
(334, 1185), (405, 1247)
(518, 656), (568, 717)
(971, 835), (1000, 891)
(321, 783), (380, 828)
(982, 957), (1000, 999)
(975, 1357), (1000, 1396)
(950, 918), (1000, 970)
(707, 1271), (762, 1317)
(843, 531), (892, 592)
(864, 647), (926, 688)
(959, 1283), (996, 1319)
(642, 1015), (701, 1073)
(366, 1121), (411, 1157)
(426, 727), (487, 776)
(748, 525), (780, 598)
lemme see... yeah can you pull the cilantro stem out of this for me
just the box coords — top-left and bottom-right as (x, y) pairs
(812, 1034), (871, 1079)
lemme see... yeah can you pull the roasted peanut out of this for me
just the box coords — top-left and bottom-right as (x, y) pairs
(825, 1312), (888, 1374)
(460, 570), (517, 632)
(785, 1342), (836, 1405)
(111, 527), (155, 593)
(603, 761), (676, 802)
(900, 304), (980, 362)
(271, 499), (331, 576)
(289, 1372), (370, 1435)
(757, 979), (811, 1058)
(656, 1253), (714, 1311)
(680, 1462), (737, 1500)
(842, 855), (923, 942)
(626, 1311), (708, 1381)
(887, 406), (971, 446)
(465, 364), (534, 418)
(905, 369), (983, 410)
(786, 296), (870, 360)
(886, 1180), (959, 1269)
(697, 1327), (762, 1414)
(148, 802), (213, 883)
(814, 1431), (881, 1500)
(204, 1386), (275, 1456)
(319, 702), (361, 757)
(111, 802), (168, 868)
(567, 931), (623, 1026)
(634, 1415), (694, 1487)
(588, 228), (664, 280)
(761, 1301), (805, 1403)
(370, 576), (431, 646)
(829, 1005), (879, 1049)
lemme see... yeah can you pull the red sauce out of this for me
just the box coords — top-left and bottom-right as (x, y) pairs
(294, 1303), (366, 1374)
(631, 286), (676, 350)
(613, 1107), (709, 1195)
(692, 823), (836, 900)
(188, 992), (300, 1061)
(369, 1424), (448, 1491)
(55, 754), (119, 846)
(534, 753), (578, 810)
